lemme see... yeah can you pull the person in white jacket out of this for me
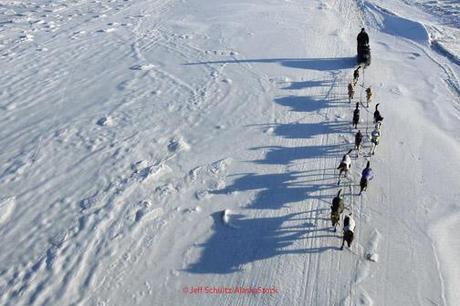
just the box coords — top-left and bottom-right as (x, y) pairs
(341, 214), (356, 250)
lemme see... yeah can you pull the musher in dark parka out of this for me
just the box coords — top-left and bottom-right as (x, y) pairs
(357, 28), (369, 50)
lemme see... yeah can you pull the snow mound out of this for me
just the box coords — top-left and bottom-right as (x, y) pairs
(167, 136), (190, 153)
(366, 253), (379, 262)
(132, 160), (170, 182)
(221, 209), (238, 228)
(195, 190), (211, 200)
(365, 229), (381, 262)
(135, 201), (163, 223)
(130, 63), (155, 71)
(208, 158), (232, 175)
(222, 209), (231, 224)
(0, 197), (15, 226)
(96, 115), (113, 126)
(97, 28), (116, 33)
(19, 33), (34, 41)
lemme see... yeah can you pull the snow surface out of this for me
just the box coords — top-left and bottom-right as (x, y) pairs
(1, 0), (459, 305)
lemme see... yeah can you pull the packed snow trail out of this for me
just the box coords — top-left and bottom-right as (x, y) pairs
(1, 0), (459, 305)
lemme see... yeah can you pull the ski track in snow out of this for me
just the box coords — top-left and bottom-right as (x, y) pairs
(0, 0), (459, 305)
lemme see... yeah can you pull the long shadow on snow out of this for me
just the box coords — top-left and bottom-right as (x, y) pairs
(282, 79), (332, 90)
(274, 95), (342, 113)
(184, 57), (356, 71)
(271, 121), (350, 139)
(211, 171), (336, 210)
(187, 56), (350, 274)
(251, 144), (346, 165)
(186, 212), (339, 274)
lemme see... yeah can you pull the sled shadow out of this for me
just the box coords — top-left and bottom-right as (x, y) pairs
(184, 57), (356, 71)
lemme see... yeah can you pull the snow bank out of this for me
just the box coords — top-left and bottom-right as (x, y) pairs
(363, 1), (430, 44)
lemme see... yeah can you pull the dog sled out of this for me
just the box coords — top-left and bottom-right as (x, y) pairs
(357, 44), (371, 65)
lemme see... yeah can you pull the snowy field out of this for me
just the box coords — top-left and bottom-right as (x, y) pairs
(0, 0), (459, 305)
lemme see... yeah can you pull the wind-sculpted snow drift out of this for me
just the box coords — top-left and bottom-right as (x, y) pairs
(362, 1), (430, 44)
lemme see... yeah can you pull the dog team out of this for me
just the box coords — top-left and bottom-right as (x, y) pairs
(332, 28), (384, 250)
